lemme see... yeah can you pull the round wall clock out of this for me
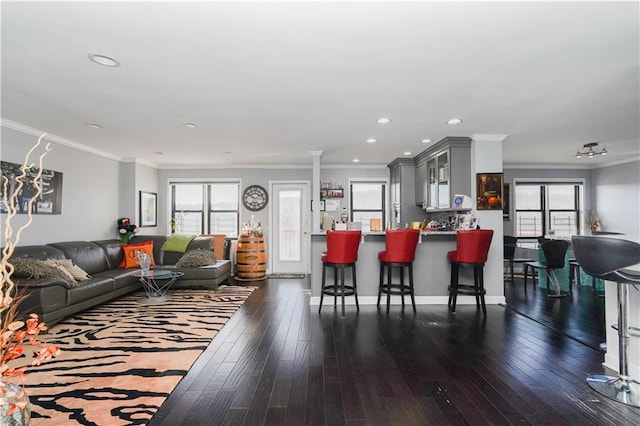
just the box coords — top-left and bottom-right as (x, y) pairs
(242, 185), (268, 211)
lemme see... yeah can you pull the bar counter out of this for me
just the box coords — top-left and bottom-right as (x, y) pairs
(310, 231), (506, 307)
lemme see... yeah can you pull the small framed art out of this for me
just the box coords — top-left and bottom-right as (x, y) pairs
(140, 191), (157, 227)
(503, 183), (511, 219)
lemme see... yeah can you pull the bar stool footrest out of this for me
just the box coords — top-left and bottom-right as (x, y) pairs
(321, 285), (356, 297)
(380, 283), (414, 296)
(448, 284), (486, 296)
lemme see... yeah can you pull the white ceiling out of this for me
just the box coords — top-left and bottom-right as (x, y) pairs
(2, 1), (639, 168)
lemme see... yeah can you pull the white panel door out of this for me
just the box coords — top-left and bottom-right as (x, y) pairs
(270, 182), (310, 274)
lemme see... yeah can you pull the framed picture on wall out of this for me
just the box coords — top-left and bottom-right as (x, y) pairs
(324, 199), (341, 212)
(320, 188), (344, 199)
(140, 191), (157, 227)
(503, 183), (511, 219)
(476, 172), (504, 211)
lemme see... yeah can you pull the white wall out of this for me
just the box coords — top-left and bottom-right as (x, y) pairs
(591, 160), (640, 241)
(1, 126), (122, 244)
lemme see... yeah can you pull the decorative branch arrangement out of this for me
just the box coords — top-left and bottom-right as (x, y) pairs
(1, 133), (52, 310)
(0, 133), (61, 417)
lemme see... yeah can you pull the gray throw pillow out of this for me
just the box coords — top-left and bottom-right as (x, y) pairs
(11, 258), (79, 287)
(176, 249), (217, 267)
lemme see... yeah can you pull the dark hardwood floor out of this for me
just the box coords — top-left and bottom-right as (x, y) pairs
(149, 277), (638, 425)
(503, 275), (606, 350)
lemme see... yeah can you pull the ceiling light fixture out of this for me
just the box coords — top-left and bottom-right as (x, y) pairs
(88, 53), (120, 67)
(353, 158), (360, 163)
(85, 123), (103, 129)
(403, 151), (412, 156)
(421, 138), (432, 144)
(447, 118), (462, 125)
(377, 117), (391, 124)
(575, 142), (608, 159)
(183, 123), (198, 128)
(366, 138), (376, 143)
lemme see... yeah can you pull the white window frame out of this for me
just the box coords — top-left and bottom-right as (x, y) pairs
(167, 178), (241, 237)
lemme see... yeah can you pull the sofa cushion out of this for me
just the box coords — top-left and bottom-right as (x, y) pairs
(176, 249), (217, 267)
(161, 260), (231, 281)
(11, 258), (77, 287)
(43, 259), (79, 283)
(120, 241), (156, 268)
(161, 234), (196, 253)
(56, 259), (91, 281)
(93, 239), (126, 270)
(67, 277), (116, 305)
(10, 245), (66, 261)
(47, 241), (111, 276)
(95, 269), (141, 290)
(163, 237), (213, 265)
(129, 235), (169, 264)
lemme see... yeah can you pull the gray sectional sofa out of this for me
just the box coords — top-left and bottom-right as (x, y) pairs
(8, 235), (231, 325)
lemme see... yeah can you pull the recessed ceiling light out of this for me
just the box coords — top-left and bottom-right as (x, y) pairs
(366, 138), (377, 144)
(447, 118), (463, 125)
(352, 158), (360, 163)
(183, 123), (198, 128)
(376, 117), (391, 124)
(403, 151), (412, 156)
(420, 138), (432, 144)
(154, 151), (164, 155)
(88, 53), (120, 67)
(85, 123), (103, 129)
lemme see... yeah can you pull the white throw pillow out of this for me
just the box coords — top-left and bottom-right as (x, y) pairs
(56, 259), (92, 281)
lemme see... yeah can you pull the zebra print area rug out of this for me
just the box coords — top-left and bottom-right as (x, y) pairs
(25, 285), (256, 425)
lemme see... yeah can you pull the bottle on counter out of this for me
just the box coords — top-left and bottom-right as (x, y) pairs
(340, 208), (348, 223)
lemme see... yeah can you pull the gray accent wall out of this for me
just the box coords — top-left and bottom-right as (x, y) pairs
(1, 126), (122, 244)
(591, 160), (640, 241)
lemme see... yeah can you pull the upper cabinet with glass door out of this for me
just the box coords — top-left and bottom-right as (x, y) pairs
(414, 137), (471, 210)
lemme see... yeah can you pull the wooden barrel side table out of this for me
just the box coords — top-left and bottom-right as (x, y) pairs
(235, 235), (267, 281)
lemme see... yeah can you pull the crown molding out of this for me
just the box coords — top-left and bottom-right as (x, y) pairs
(504, 156), (640, 170)
(1, 118), (123, 162)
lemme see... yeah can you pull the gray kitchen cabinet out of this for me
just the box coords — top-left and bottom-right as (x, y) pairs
(387, 158), (424, 226)
(414, 137), (471, 210)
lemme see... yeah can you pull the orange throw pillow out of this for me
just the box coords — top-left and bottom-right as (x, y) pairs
(120, 241), (156, 268)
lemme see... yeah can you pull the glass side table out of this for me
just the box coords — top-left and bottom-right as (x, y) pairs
(132, 269), (184, 304)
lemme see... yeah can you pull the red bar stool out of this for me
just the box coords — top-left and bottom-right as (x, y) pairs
(319, 230), (362, 316)
(377, 229), (420, 313)
(447, 229), (494, 316)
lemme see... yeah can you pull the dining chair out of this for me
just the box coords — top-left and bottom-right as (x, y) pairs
(525, 239), (569, 297)
(503, 235), (535, 292)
